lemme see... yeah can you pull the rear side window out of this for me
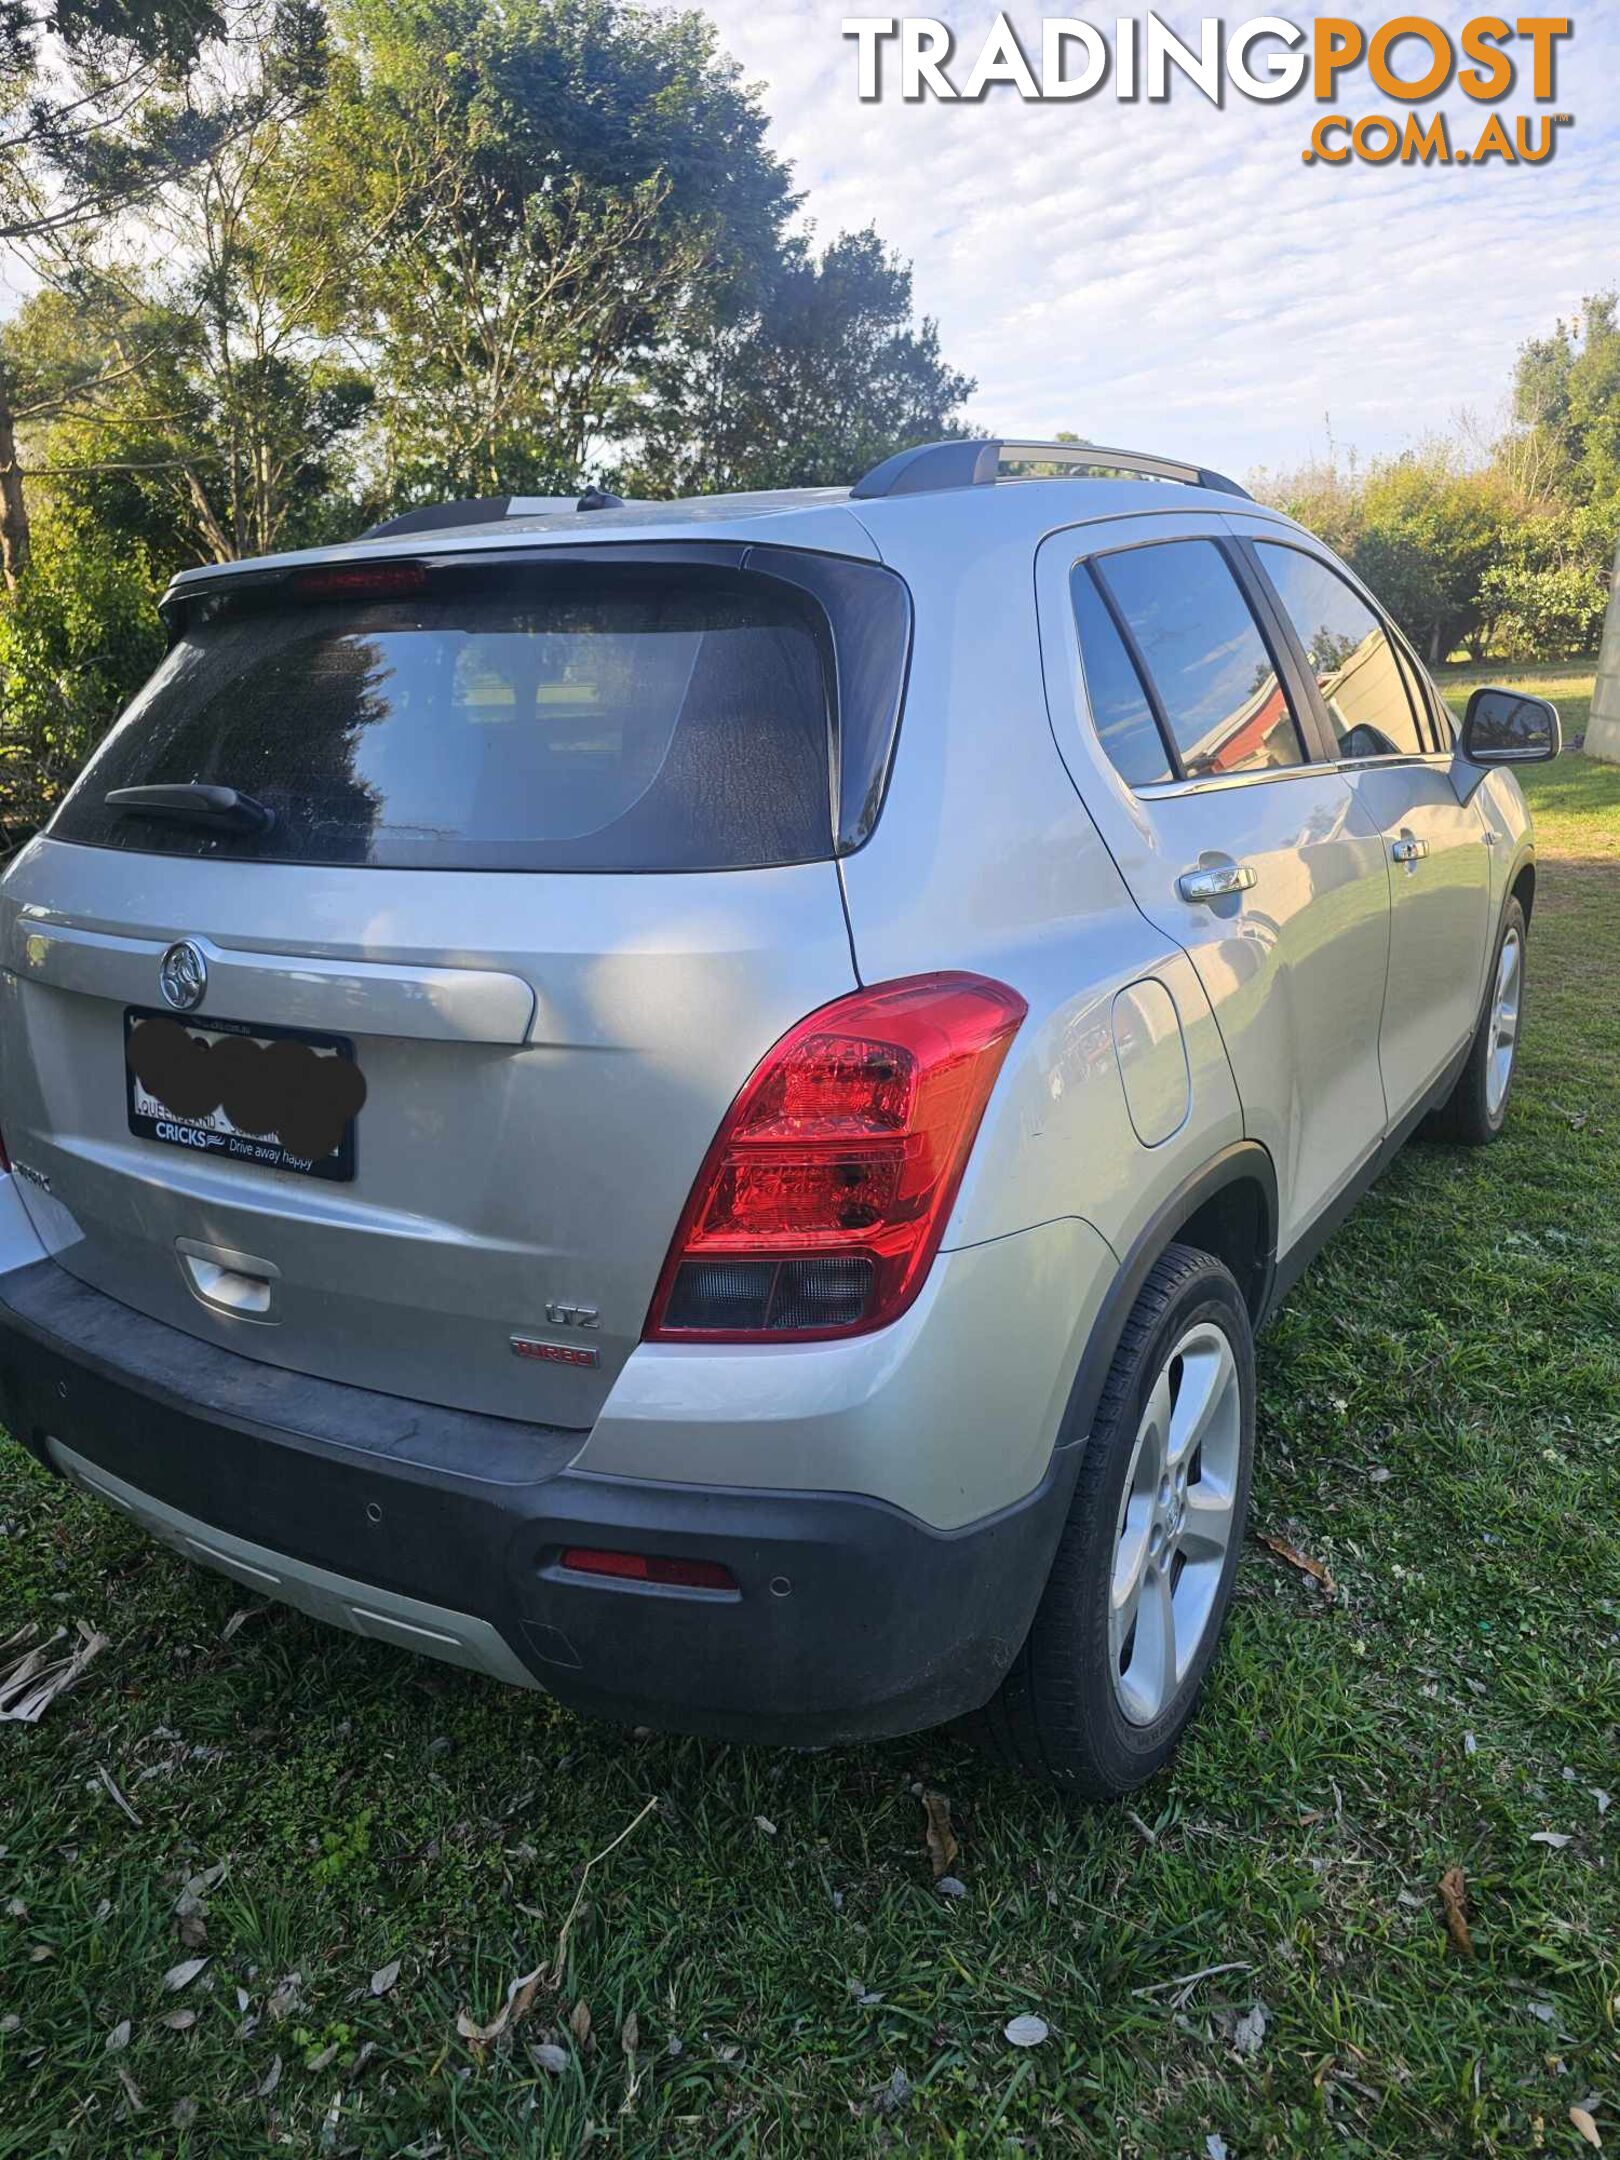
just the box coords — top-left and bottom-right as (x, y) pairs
(1069, 568), (1173, 787)
(1255, 543), (1426, 761)
(49, 558), (906, 872)
(1093, 541), (1307, 781)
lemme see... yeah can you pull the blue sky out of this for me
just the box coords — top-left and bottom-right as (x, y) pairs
(701, 5), (1618, 481)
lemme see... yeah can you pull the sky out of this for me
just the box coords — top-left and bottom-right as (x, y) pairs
(697, 5), (1618, 482)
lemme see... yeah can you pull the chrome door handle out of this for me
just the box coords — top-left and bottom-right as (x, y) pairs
(1177, 862), (1257, 903)
(1390, 836), (1430, 864)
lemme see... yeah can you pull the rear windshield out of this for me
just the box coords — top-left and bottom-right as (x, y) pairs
(49, 559), (881, 872)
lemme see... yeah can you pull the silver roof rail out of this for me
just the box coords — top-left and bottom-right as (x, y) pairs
(850, 439), (1252, 502)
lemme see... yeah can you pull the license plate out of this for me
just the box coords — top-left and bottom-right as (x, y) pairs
(124, 1007), (363, 1182)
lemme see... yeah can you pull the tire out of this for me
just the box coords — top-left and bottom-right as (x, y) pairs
(1424, 897), (1527, 1147)
(966, 1243), (1255, 1798)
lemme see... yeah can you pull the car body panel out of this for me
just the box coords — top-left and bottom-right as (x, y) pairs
(0, 835), (856, 1425)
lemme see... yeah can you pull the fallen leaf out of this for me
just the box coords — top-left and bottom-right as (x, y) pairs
(266, 1973), (302, 2021)
(1229, 2002), (1268, 2057)
(569, 1999), (592, 2050)
(171, 2098), (198, 2129)
(922, 1792), (958, 1879)
(456, 1963), (543, 2046)
(104, 2019), (132, 2054)
(162, 1957), (209, 1993)
(754, 1815), (777, 1837)
(935, 1876), (967, 1901)
(178, 1912), (208, 1950)
(1593, 1790), (1612, 1817)
(306, 2041), (339, 2072)
(1206, 2138), (1230, 2160)
(621, 2011), (639, 2057)
(97, 1765), (142, 1826)
(1526, 2001), (1558, 2025)
(0, 1621), (109, 1723)
(220, 1608), (261, 1642)
(1438, 1866), (1475, 1957)
(161, 2008), (198, 2032)
(1531, 1832), (1573, 1849)
(115, 2064), (144, 2114)
(530, 2041), (568, 2073)
(176, 1864), (226, 1908)
(1258, 1533), (1336, 1594)
(1570, 2106), (1602, 2150)
(369, 1960), (400, 1998)
(1003, 2013), (1049, 2048)
(256, 2054), (283, 2099)
(875, 2065), (911, 2114)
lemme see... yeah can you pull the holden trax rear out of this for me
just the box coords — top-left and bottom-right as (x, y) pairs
(0, 441), (1557, 1794)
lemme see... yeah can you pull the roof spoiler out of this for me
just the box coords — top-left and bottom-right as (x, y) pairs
(851, 439), (1252, 502)
(361, 489), (630, 539)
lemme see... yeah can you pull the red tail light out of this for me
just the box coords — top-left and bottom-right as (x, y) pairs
(292, 563), (427, 601)
(645, 973), (1027, 1343)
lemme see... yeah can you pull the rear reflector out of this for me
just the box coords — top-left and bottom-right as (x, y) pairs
(645, 972), (1026, 1343)
(559, 1548), (737, 1592)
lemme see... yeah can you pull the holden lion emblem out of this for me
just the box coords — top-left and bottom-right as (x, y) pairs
(158, 938), (209, 1013)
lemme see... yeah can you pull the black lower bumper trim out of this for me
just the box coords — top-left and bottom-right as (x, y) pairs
(0, 1260), (1073, 1744)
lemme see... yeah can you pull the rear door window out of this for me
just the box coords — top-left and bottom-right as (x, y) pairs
(49, 560), (893, 872)
(1092, 540), (1307, 781)
(1068, 566), (1173, 788)
(1255, 543), (1426, 761)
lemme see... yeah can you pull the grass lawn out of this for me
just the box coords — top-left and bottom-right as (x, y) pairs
(3, 710), (1618, 2156)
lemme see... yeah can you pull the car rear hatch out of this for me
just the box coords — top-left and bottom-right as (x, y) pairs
(0, 539), (910, 1426)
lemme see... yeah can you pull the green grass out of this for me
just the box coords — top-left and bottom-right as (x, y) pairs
(3, 719), (1618, 2157)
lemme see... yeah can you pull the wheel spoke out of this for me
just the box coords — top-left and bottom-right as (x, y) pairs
(1179, 1480), (1235, 1560)
(1119, 1563), (1178, 1724)
(1167, 1331), (1236, 1471)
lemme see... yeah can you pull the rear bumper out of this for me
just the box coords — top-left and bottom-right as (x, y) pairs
(0, 1254), (1075, 1743)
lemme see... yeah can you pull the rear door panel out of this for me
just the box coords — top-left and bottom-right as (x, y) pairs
(0, 839), (856, 1424)
(1036, 512), (1393, 1252)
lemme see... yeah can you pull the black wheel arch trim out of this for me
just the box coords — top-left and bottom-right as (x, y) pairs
(1059, 1141), (1276, 1454)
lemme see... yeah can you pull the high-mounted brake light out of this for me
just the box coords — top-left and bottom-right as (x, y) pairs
(291, 563), (428, 601)
(645, 973), (1027, 1343)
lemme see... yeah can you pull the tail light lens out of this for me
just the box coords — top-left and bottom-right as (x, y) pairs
(646, 972), (1026, 1342)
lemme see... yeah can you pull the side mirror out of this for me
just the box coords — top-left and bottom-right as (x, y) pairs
(1460, 686), (1562, 766)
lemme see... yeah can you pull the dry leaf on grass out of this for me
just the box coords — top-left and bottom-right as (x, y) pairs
(1437, 1866), (1475, 1957)
(257, 2055), (283, 2100)
(162, 1957), (209, 1993)
(161, 2008), (198, 2032)
(456, 1965), (543, 2047)
(922, 1792), (958, 1879)
(0, 1622), (109, 1722)
(1570, 2106), (1602, 2149)
(1531, 1831), (1573, 1849)
(369, 1960), (400, 1999)
(104, 2020), (132, 2054)
(1258, 1534), (1336, 1594)
(569, 1999), (592, 2050)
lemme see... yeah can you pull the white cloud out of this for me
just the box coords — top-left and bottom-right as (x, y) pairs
(700, 3), (1617, 478)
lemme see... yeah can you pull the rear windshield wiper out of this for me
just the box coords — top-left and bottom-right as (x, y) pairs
(104, 783), (276, 835)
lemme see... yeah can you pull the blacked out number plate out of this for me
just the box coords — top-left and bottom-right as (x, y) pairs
(124, 1006), (363, 1182)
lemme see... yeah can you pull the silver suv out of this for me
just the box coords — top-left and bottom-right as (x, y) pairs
(0, 441), (1559, 1795)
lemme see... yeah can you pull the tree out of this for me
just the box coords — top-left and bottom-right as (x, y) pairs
(0, 0), (328, 581)
(289, 0), (796, 499)
(627, 226), (974, 496)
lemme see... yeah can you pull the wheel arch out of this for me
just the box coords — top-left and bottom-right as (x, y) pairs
(1059, 1142), (1276, 1452)
(1510, 854), (1536, 926)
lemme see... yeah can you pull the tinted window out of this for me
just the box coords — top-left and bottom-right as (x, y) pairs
(50, 564), (845, 872)
(1257, 544), (1425, 760)
(1095, 541), (1305, 780)
(1069, 566), (1172, 787)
